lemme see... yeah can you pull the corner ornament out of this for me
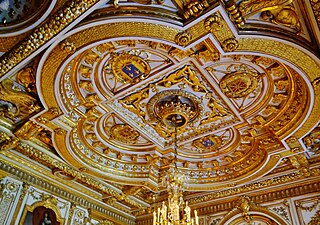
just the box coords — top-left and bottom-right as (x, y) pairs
(175, 31), (192, 47)
(222, 38), (238, 52)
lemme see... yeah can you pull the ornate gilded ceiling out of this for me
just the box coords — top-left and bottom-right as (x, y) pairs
(0, 0), (320, 224)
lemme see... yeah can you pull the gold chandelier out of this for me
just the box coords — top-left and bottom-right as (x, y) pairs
(153, 125), (199, 224)
(153, 166), (199, 225)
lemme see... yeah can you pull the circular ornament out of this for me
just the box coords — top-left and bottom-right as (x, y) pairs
(6, 182), (18, 192)
(222, 38), (238, 52)
(110, 124), (140, 143)
(220, 71), (259, 98)
(110, 52), (150, 84)
(175, 31), (192, 47)
(192, 135), (222, 153)
(204, 14), (223, 32)
(147, 90), (203, 128)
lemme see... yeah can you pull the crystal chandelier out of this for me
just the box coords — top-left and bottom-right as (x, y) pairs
(153, 130), (199, 225)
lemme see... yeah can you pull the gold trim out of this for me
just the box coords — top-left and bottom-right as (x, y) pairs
(14, 142), (144, 209)
(19, 196), (65, 225)
(0, 151), (136, 224)
(0, 0), (102, 77)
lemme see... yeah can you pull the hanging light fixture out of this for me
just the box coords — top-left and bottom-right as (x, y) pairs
(153, 168), (199, 225)
(152, 93), (201, 225)
(153, 130), (199, 225)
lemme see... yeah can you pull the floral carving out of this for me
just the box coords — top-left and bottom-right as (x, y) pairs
(270, 206), (289, 221)
(222, 38), (238, 52)
(175, 31), (192, 47)
(205, 14), (223, 32)
(308, 210), (320, 225)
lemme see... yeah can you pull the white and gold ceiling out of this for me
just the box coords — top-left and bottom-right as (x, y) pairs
(0, 0), (320, 224)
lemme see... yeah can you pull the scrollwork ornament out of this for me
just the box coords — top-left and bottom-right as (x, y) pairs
(204, 14), (223, 32)
(270, 206), (290, 221)
(304, 126), (320, 154)
(295, 198), (320, 211)
(238, 0), (291, 17)
(222, 38), (238, 52)
(175, 31), (192, 47)
(110, 124), (140, 144)
(0, 136), (20, 151)
(0, 132), (10, 144)
(261, 6), (301, 33)
(48, 107), (60, 117)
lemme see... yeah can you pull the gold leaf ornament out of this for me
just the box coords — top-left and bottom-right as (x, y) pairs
(205, 14), (223, 32)
(222, 38), (239, 52)
(175, 31), (192, 47)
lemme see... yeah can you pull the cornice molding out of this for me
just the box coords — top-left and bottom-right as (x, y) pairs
(13, 142), (144, 209)
(0, 159), (135, 225)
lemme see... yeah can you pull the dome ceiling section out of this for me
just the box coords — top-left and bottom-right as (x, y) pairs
(36, 11), (316, 190)
(0, 0), (55, 36)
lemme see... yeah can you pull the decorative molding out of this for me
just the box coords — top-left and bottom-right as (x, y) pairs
(0, 160), (135, 225)
(224, 0), (244, 27)
(136, 178), (320, 222)
(309, 0), (320, 30)
(0, 178), (21, 225)
(14, 142), (143, 209)
(0, 0), (104, 78)
(183, 0), (210, 19)
(175, 31), (192, 47)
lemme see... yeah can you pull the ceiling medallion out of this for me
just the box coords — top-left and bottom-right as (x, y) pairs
(148, 90), (202, 128)
(192, 135), (222, 153)
(110, 52), (151, 84)
(220, 69), (260, 98)
(110, 124), (140, 144)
